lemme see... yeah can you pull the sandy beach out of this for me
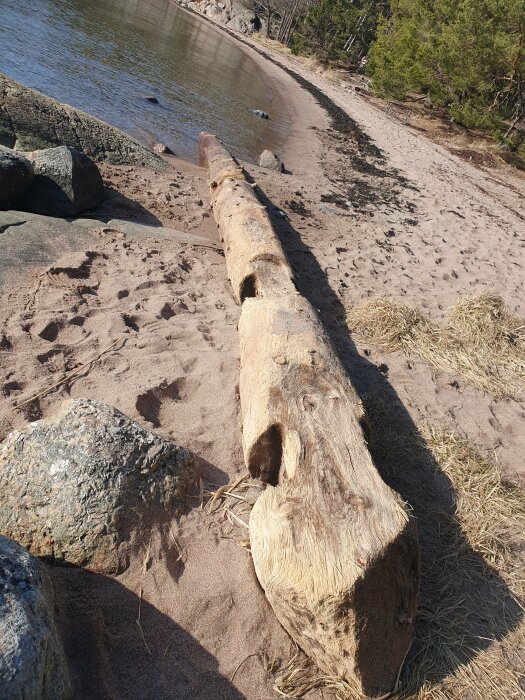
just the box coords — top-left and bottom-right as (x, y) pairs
(1, 10), (525, 698)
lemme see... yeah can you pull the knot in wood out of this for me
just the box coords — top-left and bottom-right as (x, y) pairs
(302, 393), (318, 412)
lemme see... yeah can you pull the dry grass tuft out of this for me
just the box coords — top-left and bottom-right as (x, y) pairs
(272, 400), (525, 699)
(396, 427), (525, 700)
(273, 653), (362, 699)
(347, 293), (525, 398)
(424, 429), (525, 570)
(204, 473), (262, 550)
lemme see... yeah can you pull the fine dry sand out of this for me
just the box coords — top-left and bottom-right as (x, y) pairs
(1, 18), (525, 700)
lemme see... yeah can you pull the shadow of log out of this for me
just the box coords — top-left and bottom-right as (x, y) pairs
(251, 182), (523, 693)
(42, 448), (242, 696)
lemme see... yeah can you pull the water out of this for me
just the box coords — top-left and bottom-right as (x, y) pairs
(0, 0), (291, 162)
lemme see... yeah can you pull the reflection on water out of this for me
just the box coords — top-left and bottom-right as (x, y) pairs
(0, 0), (291, 162)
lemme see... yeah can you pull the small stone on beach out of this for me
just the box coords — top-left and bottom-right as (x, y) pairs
(153, 143), (174, 154)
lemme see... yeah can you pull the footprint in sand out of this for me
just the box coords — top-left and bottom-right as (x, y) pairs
(33, 315), (89, 345)
(36, 319), (62, 342)
(122, 314), (140, 332)
(197, 321), (215, 346)
(36, 348), (67, 374)
(19, 398), (42, 422)
(0, 334), (12, 351)
(2, 380), (23, 398)
(135, 378), (197, 428)
(159, 302), (176, 320)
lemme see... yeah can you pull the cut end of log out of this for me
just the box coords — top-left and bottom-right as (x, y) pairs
(251, 493), (420, 697)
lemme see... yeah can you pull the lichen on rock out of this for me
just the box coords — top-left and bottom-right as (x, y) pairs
(0, 399), (195, 573)
(0, 536), (72, 699)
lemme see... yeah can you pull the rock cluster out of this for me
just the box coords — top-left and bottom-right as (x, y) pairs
(179, 1), (265, 35)
(0, 144), (103, 216)
(0, 399), (195, 574)
(0, 398), (195, 695)
(0, 536), (72, 699)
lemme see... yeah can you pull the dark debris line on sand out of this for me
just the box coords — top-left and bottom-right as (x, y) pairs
(178, 3), (382, 158)
(201, 17), (420, 216)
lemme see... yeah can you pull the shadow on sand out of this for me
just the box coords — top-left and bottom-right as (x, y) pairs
(254, 183), (523, 693)
(51, 562), (245, 700)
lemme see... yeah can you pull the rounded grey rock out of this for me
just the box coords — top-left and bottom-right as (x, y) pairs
(0, 146), (33, 209)
(252, 109), (269, 120)
(153, 142), (174, 155)
(0, 73), (167, 172)
(0, 399), (195, 573)
(20, 146), (104, 217)
(258, 149), (283, 172)
(0, 536), (72, 699)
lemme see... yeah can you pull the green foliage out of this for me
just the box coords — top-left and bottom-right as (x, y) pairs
(289, 0), (525, 156)
(291, 0), (387, 65)
(368, 0), (525, 136)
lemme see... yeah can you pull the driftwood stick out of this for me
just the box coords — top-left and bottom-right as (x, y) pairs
(200, 132), (420, 698)
(15, 336), (125, 409)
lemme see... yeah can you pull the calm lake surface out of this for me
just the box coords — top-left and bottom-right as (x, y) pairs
(0, 0), (292, 162)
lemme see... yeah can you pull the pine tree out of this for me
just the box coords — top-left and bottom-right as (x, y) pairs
(368, 0), (525, 137)
(291, 0), (387, 65)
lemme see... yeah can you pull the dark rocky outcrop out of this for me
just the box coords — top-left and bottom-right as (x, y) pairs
(258, 149), (283, 172)
(179, 1), (265, 35)
(0, 73), (167, 171)
(0, 146), (33, 208)
(20, 146), (103, 217)
(226, 11), (262, 34)
(0, 536), (72, 699)
(0, 399), (195, 573)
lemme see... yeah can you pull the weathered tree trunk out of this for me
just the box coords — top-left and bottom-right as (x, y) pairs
(264, 1), (272, 37)
(200, 132), (420, 698)
(277, 0), (302, 45)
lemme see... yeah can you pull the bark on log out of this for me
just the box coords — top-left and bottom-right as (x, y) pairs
(200, 132), (420, 698)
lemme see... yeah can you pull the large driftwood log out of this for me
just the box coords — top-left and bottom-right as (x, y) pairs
(200, 132), (296, 302)
(200, 132), (420, 698)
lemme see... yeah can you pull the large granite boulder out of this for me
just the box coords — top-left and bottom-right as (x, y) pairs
(0, 146), (33, 208)
(226, 10), (262, 34)
(20, 146), (103, 217)
(0, 399), (195, 573)
(0, 537), (72, 699)
(204, 3), (229, 22)
(258, 149), (283, 172)
(0, 73), (167, 171)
